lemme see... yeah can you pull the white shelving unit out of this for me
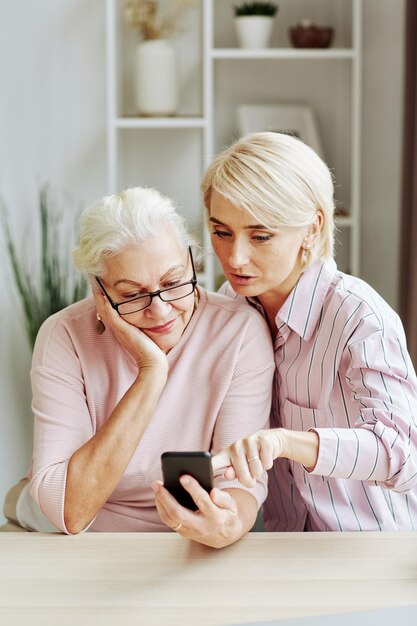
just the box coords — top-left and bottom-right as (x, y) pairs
(105, 0), (215, 288)
(105, 0), (362, 289)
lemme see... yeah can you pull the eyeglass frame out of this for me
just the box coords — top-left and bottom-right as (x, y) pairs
(95, 246), (197, 316)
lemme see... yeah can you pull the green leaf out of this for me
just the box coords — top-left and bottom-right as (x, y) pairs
(234, 2), (278, 17)
(0, 184), (88, 350)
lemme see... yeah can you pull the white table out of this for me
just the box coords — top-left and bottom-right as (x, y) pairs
(1, 532), (416, 625)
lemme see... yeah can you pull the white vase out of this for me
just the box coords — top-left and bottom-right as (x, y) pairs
(135, 39), (178, 116)
(235, 16), (275, 49)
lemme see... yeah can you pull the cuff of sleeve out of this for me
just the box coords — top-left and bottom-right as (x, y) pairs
(306, 427), (390, 481)
(305, 428), (338, 476)
(30, 462), (96, 534)
(214, 474), (268, 508)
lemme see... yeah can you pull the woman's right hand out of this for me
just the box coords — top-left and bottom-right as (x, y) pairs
(212, 428), (320, 487)
(63, 281), (170, 534)
(211, 429), (287, 488)
(92, 280), (169, 374)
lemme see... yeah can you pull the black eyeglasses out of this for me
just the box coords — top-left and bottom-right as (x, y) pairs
(95, 246), (197, 316)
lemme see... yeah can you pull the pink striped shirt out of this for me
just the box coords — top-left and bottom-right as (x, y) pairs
(221, 259), (417, 531)
(29, 288), (274, 533)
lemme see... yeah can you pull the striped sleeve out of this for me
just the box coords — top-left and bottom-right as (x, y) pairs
(311, 329), (417, 492)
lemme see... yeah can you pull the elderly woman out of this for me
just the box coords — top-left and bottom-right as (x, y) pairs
(205, 131), (417, 531)
(14, 186), (274, 545)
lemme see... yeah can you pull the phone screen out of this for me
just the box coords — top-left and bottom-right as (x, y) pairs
(161, 451), (214, 510)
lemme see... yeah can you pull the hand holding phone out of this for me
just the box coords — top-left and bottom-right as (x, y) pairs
(161, 451), (214, 510)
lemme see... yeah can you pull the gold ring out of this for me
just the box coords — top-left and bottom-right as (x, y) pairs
(173, 522), (183, 532)
(248, 456), (260, 463)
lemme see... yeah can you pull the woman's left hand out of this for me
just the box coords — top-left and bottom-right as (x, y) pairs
(92, 279), (168, 373)
(151, 476), (245, 549)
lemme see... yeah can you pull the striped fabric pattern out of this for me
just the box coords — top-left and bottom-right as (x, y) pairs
(222, 260), (417, 531)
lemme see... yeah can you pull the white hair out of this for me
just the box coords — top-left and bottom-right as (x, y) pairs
(201, 131), (335, 265)
(73, 186), (199, 276)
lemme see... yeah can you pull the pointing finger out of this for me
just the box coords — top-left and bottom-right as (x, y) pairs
(211, 449), (232, 474)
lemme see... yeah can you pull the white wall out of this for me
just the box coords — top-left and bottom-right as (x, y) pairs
(361, 0), (405, 308)
(0, 0), (106, 523)
(0, 0), (406, 524)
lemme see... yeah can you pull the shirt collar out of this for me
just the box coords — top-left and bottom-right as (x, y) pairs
(278, 259), (337, 340)
(248, 258), (337, 342)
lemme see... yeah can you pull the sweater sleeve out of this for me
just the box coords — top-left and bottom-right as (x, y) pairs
(29, 317), (97, 533)
(310, 319), (417, 493)
(210, 312), (275, 506)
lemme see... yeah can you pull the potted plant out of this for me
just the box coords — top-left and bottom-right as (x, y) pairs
(234, 2), (278, 49)
(123, 0), (197, 116)
(0, 185), (88, 350)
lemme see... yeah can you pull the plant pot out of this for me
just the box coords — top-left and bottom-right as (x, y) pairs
(289, 25), (334, 49)
(235, 16), (275, 49)
(135, 39), (178, 116)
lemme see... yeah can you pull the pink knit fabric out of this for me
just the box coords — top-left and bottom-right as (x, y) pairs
(29, 288), (275, 533)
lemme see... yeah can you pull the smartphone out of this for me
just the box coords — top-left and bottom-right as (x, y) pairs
(161, 451), (214, 511)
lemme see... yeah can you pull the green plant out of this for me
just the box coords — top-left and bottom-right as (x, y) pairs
(234, 2), (278, 17)
(0, 185), (88, 350)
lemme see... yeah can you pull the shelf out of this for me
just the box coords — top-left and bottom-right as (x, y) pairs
(211, 49), (356, 60)
(335, 216), (355, 227)
(114, 117), (207, 130)
(106, 0), (362, 283)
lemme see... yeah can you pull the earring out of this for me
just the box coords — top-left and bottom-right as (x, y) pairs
(301, 241), (311, 266)
(96, 313), (106, 335)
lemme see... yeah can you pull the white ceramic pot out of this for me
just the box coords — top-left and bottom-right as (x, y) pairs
(235, 16), (275, 49)
(135, 39), (178, 116)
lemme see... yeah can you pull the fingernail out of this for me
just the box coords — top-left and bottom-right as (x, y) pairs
(151, 482), (159, 492)
(180, 476), (190, 486)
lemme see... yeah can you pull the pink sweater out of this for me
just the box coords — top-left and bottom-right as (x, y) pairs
(29, 288), (275, 533)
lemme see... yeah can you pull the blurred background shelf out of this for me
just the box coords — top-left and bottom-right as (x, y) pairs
(106, 0), (362, 286)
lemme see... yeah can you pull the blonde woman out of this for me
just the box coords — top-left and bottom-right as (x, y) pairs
(204, 131), (417, 531)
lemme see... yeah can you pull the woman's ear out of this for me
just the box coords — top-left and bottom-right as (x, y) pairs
(305, 210), (323, 247)
(300, 211), (323, 266)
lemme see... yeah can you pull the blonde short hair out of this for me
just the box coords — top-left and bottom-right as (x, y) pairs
(201, 132), (335, 264)
(73, 186), (199, 276)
